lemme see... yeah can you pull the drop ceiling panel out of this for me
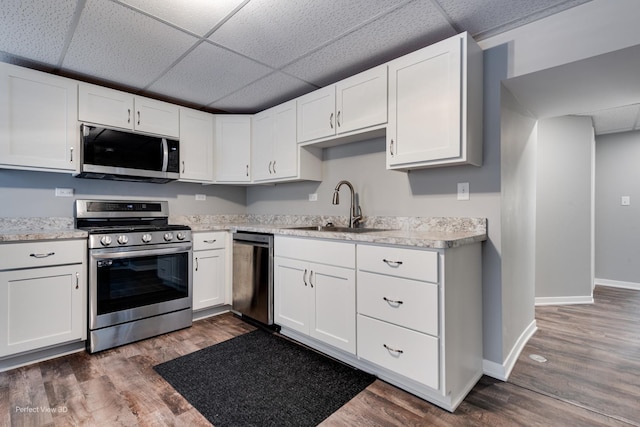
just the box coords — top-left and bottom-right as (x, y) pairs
(117, 0), (246, 36)
(210, 72), (317, 113)
(284, 0), (456, 86)
(62, 0), (198, 88)
(0, 0), (77, 65)
(208, 0), (409, 68)
(437, 0), (591, 39)
(148, 42), (273, 107)
(582, 104), (640, 135)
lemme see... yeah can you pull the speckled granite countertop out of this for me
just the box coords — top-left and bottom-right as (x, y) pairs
(0, 215), (487, 249)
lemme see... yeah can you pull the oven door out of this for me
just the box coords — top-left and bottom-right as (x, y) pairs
(89, 243), (192, 330)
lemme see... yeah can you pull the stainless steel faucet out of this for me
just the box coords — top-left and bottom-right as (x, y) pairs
(332, 180), (363, 228)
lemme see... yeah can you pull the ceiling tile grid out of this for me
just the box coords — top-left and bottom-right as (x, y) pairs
(62, 0), (198, 89)
(116, 0), (246, 37)
(0, 0), (78, 65)
(148, 42), (273, 107)
(208, 0), (410, 69)
(282, 0), (457, 87)
(580, 104), (640, 135)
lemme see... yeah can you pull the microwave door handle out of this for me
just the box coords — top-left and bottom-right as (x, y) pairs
(161, 138), (169, 172)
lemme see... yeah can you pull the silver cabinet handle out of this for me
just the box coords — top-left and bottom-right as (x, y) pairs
(272, 160), (276, 174)
(268, 161), (273, 174)
(309, 270), (314, 288)
(383, 297), (403, 305)
(128, 108), (131, 123)
(69, 146), (74, 163)
(30, 252), (55, 258)
(329, 112), (334, 129)
(182, 161), (185, 174)
(389, 139), (394, 156)
(203, 239), (217, 244)
(195, 257), (199, 271)
(246, 164), (249, 177)
(75, 272), (79, 289)
(337, 110), (341, 127)
(383, 344), (404, 355)
(303, 269), (308, 286)
(137, 110), (141, 125)
(383, 258), (403, 267)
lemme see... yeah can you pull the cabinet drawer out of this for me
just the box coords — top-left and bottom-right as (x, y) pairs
(275, 236), (355, 269)
(193, 232), (226, 251)
(358, 314), (439, 390)
(0, 240), (86, 270)
(357, 244), (438, 283)
(357, 271), (438, 336)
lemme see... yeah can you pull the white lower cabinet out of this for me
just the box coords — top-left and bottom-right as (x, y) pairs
(192, 232), (228, 311)
(274, 237), (356, 354)
(0, 240), (87, 358)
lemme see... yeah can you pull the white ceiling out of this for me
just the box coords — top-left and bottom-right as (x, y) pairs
(0, 0), (591, 114)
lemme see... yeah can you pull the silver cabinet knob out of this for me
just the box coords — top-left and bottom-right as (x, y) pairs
(117, 235), (129, 245)
(141, 233), (152, 243)
(100, 236), (112, 246)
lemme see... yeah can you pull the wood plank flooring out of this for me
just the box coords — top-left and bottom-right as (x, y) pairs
(1, 285), (638, 426)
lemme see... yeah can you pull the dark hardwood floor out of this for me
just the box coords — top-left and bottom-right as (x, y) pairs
(1, 285), (638, 426)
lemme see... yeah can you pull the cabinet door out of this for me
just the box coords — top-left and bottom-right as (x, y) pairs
(336, 65), (387, 134)
(0, 64), (78, 172)
(134, 96), (180, 138)
(179, 107), (214, 183)
(78, 83), (134, 130)
(387, 35), (462, 168)
(193, 249), (226, 310)
(251, 109), (274, 182)
(296, 85), (336, 143)
(272, 100), (298, 179)
(0, 265), (85, 357)
(214, 115), (251, 182)
(310, 263), (356, 354)
(274, 257), (310, 334)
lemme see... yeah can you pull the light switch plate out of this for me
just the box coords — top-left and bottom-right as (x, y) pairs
(457, 183), (470, 201)
(195, 194), (206, 201)
(308, 193), (318, 202)
(621, 196), (630, 206)
(55, 188), (74, 197)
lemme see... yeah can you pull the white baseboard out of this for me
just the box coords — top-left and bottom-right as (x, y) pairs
(483, 319), (537, 381)
(594, 278), (640, 291)
(535, 295), (593, 306)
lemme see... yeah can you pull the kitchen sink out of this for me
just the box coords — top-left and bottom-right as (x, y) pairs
(284, 225), (388, 233)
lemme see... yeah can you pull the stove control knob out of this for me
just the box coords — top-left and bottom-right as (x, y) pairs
(163, 232), (174, 242)
(141, 233), (152, 243)
(100, 235), (112, 246)
(117, 235), (129, 245)
(176, 232), (186, 241)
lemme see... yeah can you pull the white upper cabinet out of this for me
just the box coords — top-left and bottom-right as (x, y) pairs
(214, 115), (251, 183)
(387, 32), (483, 170)
(0, 63), (79, 173)
(78, 83), (179, 138)
(297, 65), (387, 144)
(179, 107), (214, 183)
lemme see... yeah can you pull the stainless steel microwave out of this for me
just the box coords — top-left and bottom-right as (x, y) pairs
(75, 124), (180, 183)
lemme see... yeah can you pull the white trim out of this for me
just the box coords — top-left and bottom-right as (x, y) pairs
(0, 341), (85, 373)
(535, 295), (593, 306)
(594, 279), (640, 291)
(483, 319), (537, 381)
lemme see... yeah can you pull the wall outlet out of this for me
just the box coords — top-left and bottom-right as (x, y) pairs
(621, 196), (630, 206)
(308, 193), (318, 202)
(457, 183), (470, 201)
(195, 194), (206, 201)
(55, 188), (74, 197)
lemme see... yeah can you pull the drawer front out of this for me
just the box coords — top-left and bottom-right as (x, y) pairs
(357, 244), (438, 283)
(275, 236), (355, 269)
(193, 232), (226, 251)
(357, 314), (439, 390)
(357, 271), (438, 336)
(0, 240), (86, 270)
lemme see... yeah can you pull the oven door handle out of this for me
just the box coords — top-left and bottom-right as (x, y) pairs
(91, 245), (191, 259)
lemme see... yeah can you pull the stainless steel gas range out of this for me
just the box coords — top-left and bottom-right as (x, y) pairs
(75, 200), (192, 353)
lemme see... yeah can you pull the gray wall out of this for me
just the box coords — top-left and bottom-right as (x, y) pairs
(0, 169), (246, 218)
(535, 116), (594, 299)
(499, 86), (537, 360)
(595, 130), (640, 284)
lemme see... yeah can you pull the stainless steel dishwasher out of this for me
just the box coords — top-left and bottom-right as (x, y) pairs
(232, 231), (274, 326)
